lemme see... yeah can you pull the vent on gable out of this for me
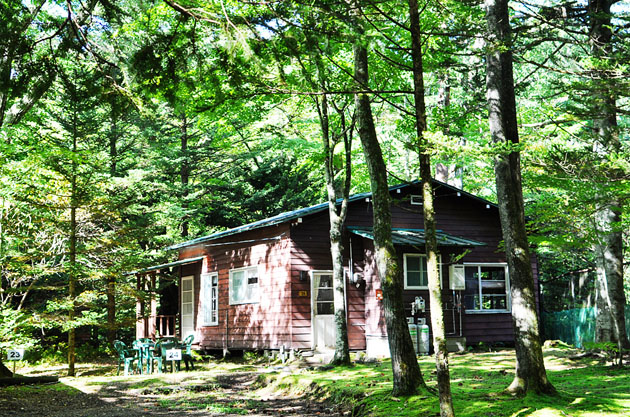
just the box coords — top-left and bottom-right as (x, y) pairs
(410, 195), (423, 205)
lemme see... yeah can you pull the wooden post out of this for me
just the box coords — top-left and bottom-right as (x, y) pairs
(223, 310), (229, 357)
(136, 274), (145, 339)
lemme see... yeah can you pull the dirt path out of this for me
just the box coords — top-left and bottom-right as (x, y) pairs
(0, 370), (348, 417)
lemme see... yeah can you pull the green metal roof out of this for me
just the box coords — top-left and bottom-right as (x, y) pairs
(129, 256), (204, 275)
(167, 179), (496, 250)
(347, 227), (486, 247)
(166, 191), (373, 250)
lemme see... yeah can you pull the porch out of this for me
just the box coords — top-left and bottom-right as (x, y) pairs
(136, 315), (177, 339)
(134, 256), (204, 340)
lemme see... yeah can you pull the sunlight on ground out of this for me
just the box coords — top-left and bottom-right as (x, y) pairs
(10, 347), (630, 417)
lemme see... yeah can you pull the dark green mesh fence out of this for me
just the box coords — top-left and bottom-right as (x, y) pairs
(541, 306), (630, 348)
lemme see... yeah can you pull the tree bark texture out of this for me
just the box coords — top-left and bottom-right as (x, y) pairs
(354, 41), (425, 396)
(408, 0), (455, 414)
(593, 215), (628, 350)
(594, 245), (614, 342)
(68, 113), (78, 377)
(588, 0), (629, 351)
(0, 361), (12, 377)
(319, 93), (351, 365)
(180, 113), (190, 238)
(484, 0), (555, 395)
(107, 109), (118, 346)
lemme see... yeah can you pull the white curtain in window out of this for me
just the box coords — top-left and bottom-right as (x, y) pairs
(312, 273), (320, 315)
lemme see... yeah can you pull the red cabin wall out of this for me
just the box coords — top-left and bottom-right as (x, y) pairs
(289, 212), (367, 350)
(178, 224), (293, 351)
(343, 183), (539, 346)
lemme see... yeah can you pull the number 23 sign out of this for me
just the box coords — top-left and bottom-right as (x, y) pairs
(7, 349), (25, 361)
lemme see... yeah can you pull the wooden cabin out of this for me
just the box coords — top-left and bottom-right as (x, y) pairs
(135, 180), (539, 356)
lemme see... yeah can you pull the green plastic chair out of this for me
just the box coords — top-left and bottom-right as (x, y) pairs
(181, 334), (195, 371)
(149, 339), (163, 374)
(114, 340), (138, 376)
(132, 340), (145, 374)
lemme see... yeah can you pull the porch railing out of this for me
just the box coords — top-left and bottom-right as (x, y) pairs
(156, 315), (176, 337)
(137, 315), (177, 339)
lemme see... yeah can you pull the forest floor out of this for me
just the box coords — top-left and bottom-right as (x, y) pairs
(0, 358), (348, 417)
(0, 345), (628, 416)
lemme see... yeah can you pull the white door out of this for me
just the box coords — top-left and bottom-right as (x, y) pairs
(181, 275), (194, 338)
(312, 273), (335, 349)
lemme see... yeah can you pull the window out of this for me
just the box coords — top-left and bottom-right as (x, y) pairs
(410, 195), (423, 205)
(313, 273), (334, 315)
(229, 266), (259, 305)
(463, 264), (509, 312)
(404, 254), (443, 289)
(201, 273), (218, 325)
(404, 254), (428, 289)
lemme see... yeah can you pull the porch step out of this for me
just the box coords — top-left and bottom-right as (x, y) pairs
(302, 348), (334, 365)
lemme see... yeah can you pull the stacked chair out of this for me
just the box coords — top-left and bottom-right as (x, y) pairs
(113, 340), (138, 376)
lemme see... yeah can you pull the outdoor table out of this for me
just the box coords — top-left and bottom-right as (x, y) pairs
(136, 340), (156, 374)
(159, 341), (183, 372)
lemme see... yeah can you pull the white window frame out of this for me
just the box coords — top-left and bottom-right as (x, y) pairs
(180, 275), (195, 338)
(200, 272), (219, 326)
(463, 263), (510, 314)
(403, 253), (442, 290)
(229, 265), (260, 305)
(311, 270), (337, 316)
(410, 195), (423, 205)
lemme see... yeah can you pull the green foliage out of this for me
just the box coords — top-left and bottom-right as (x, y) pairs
(0, 306), (38, 352)
(583, 341), (619, 355)
(0, 0), (629, 375)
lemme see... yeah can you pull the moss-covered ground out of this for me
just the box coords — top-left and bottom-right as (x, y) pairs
(274, 347), (630, 416)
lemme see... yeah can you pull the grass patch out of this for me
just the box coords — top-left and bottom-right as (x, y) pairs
(157, 394), (250, 414)
(269, 349), (629, 417)
(2, 383), (79, 395)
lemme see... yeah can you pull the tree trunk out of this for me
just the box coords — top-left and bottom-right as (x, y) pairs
(180, 113), (190, 238)
(0, 360), (12, 377)
(353, 39), (426, 396)
(68, 116), (78, 377)
(106, 274), (116, 345)
(484, 0), (555, 396)
(317, 93), (352, 365)
(408, 0), (455, 414)
(106, 109), (118, 346)
(588, 0), (629, 353)
(594, 245), (614, 342)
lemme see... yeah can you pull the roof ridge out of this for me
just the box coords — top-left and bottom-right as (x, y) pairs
(167, 179), (495, 250)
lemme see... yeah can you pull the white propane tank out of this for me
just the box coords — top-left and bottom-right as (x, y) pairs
(418, 324), (430, 355)
(408, 322), (419, 353)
